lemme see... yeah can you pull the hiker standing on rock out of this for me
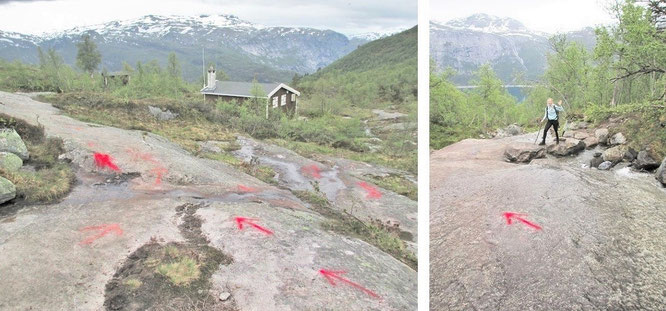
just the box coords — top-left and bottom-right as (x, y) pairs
(539, 98), (564, 145)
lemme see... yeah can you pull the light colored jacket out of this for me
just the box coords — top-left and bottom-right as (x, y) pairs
(542, 105), (563, 122)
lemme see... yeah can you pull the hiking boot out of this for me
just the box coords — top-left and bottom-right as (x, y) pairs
(538, 141), (545, 146)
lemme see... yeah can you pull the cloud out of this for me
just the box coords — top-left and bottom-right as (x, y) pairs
(0, 0), (54, 3)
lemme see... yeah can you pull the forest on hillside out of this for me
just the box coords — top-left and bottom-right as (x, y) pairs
(430, 1), (665, 157)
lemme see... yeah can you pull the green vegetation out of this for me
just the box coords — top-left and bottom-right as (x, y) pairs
(295, 27), (417, 172)
(293, 189), (417, 269)
(430, 65), (538, 149)
(297, 26), (417, 115)
(76, 34), (102, 77)
(0, 113), (75, 203)
(123, 279), (142, 290)
(431, 2), (665, 156)
(156, 256), (201, 286)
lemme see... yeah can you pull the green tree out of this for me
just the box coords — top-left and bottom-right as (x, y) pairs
(167, 52), (181, 79)
(37, 47), (66, 92)
(250, 78), (266, 109)
(75, 34), (101, 78)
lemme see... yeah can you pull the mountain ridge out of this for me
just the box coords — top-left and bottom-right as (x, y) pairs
(0, 14), (394, 82)
(430, 14), (597, 85)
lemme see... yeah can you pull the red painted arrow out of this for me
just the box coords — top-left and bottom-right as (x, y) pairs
(236, 184), (258, 193)
(301, 164), (322, 179)
(79, 223), (123, 245)
(503, 212), (542, 230)
(234, 217), (273, 235)
(358, 181), (382, 199)
(319, 269), (380, 299)
(93, 152), (120, 171)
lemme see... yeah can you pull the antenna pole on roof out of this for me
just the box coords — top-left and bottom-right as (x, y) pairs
(202, 47), (205, 88)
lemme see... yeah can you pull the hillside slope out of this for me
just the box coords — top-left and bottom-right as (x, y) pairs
(298, 26), (417, 112)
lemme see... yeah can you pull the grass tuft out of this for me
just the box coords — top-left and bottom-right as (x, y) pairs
(156, 256), (201, 286)
(123, 279), (142, 290)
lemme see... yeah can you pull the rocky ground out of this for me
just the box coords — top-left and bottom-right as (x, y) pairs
(430, 129), (666, 310)
(0, 91), (417, 310)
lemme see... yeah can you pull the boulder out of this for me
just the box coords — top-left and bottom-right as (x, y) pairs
(603, 145), (627, 163)
(546, 139), (585, 157)
(504, 144), (546, 163)
(505, 124), (523, 136)
(0, 176), (16, 204)
(595, 128), (610, 145)
(573, 131), (589, 140)
(0, 128), (29, 160)
(495, 124), (522, 138)
(566, 121), (589, 130)
(656, 158), (666, 186)
(148, 106), (178, 121)
(583, 136), (599, 149)
(198, 141), (222, 154)
(609, 132), (627, 145)
(623, 147), (638, 162)
(634, 150), (660, 171)
(589, 153), (604, 168)
(598, 161), (613, 170)
(0, 152), (23, 172)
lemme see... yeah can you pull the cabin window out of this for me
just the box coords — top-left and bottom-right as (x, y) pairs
(272, 96), (278, 108)
(291, 94), (296, 101)
(281, 94), (287, 106)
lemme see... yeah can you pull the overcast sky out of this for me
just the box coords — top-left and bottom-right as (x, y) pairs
(431, 0), (616, 33)
(0, 0), (416, 36)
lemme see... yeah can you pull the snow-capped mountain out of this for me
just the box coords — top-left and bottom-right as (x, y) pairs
(349, 32), (390, 41)
(430, 14), (596, 84)
(0, 14), (372, 82)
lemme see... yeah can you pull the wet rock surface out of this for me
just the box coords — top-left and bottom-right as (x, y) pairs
(232, 136), (418, 247)
(431, 132), (666, 310)
(0, 91), (417, 310)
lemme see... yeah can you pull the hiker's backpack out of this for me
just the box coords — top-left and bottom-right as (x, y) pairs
(546, 106), (559, 121)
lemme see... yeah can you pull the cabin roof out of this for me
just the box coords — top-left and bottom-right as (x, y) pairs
(201, 81), (300, 98)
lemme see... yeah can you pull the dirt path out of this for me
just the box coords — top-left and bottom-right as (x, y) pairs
(430, 133), (666, 310)
(0, 91), (417, 310)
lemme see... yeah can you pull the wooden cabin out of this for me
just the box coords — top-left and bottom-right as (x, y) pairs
(102, 71), (131, 87)
(200, 67), (300, 118)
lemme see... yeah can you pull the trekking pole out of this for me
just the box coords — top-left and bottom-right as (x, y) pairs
(534, 122), (543, 144)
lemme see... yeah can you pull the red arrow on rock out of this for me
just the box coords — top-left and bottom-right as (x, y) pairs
(93, 152), (120, 171)
(319, 269), (380, 299)
(234, 217), (273, 235)
(503, 212), (542, 230)
(79, 223), (123, 245)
